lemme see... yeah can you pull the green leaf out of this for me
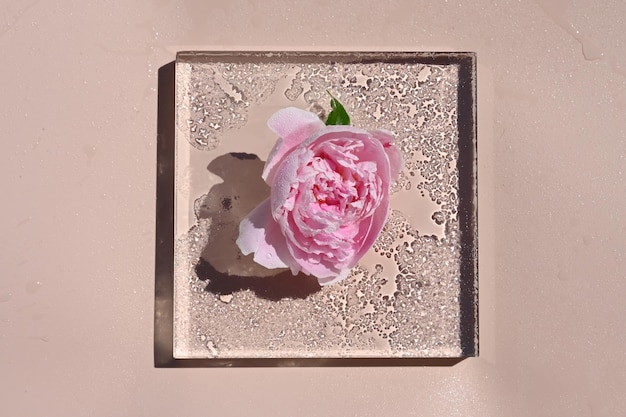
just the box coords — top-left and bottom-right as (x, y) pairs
(325, 91), (351, 126)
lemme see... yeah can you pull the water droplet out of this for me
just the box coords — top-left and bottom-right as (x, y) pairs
(219, 294), (233, 304)
(432, 211), (445, 225)
(25, 280), (42, 294)
(206, 340), (218, 357)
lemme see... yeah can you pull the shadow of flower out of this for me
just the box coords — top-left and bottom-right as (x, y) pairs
(195, 152), (321, 301)
(195, 258), (321, 301)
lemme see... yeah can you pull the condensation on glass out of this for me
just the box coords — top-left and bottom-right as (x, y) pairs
(169, 51), (477, 364)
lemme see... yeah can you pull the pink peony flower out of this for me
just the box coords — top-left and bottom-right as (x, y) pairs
(236, 107), (404, 286)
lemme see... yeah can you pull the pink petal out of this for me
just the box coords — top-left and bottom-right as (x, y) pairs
(236, 198), (300, 272)
(301, 124), (367, 148)
(317, 269), (350, 286)
(262, 107), (325, 184)
(370, 130), (405, 181)
(347, 197), (391, 270)
(296, 255), (338, 279)
(270, 148), (309, 216)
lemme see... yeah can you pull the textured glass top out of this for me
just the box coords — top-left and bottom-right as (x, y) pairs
(159, 51), (477, 365)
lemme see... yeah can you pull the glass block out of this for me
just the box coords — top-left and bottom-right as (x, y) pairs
(158, 51), (477, 366)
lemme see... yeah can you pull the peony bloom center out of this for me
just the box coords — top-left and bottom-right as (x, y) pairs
(275, 137), (384, 267)
(236, 106), (404, 285)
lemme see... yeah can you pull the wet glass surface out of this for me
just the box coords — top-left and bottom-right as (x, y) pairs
(156, 52), (477, 365)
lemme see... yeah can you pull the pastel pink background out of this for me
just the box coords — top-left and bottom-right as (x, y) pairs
(1, 1), (624, 415)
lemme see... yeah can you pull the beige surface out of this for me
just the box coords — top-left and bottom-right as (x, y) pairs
(1, 0), (624, 416)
